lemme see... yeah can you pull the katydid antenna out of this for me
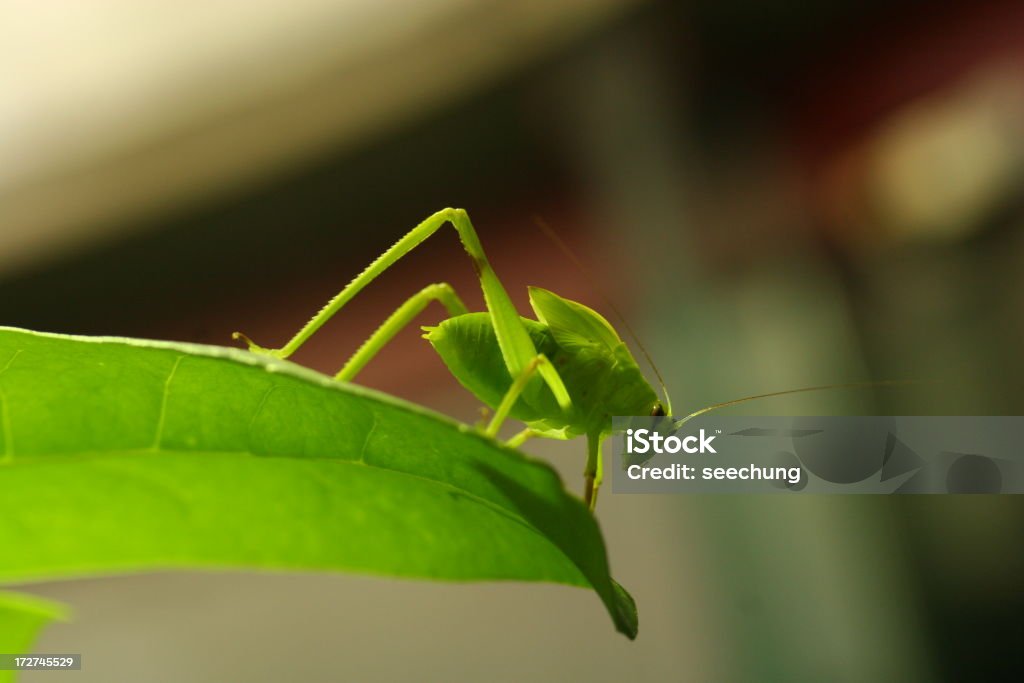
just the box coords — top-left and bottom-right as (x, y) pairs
(532, 215), (673, 417)
(671, 380), (922, 429)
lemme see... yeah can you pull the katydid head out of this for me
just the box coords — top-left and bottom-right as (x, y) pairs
(527, 287), (671, 425)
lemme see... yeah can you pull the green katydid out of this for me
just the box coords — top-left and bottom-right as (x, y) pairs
(232, 207), (666, 509)
(233, 207), (907, 510)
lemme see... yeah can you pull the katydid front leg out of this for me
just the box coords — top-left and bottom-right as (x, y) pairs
(336, 282), (468, 382)
(484, 354), (558, 437)
(583, 433), (605, 511)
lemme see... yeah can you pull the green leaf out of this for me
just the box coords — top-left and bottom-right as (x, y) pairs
(0, 592), (68, 683)
(0, 327), (637, 638)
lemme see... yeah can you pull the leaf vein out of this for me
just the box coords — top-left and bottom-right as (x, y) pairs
(0, 349), (24, 461)
(152, 355), (186, 450)
(355, 412), (378, 465)
(247, 385), (276, 446)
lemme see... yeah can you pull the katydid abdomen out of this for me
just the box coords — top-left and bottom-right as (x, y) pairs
(425, 311), (659, 438)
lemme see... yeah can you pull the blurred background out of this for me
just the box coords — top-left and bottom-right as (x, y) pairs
(3, 0), (1023, 680)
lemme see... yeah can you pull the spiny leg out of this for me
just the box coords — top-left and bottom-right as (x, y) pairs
(484, 354), (560, 438)
(505, 426), (571, 449)
(583, 433), (604, 511)
(336, 283), (467, 382)
(233, 208), (571, 410)
(505, 429), (536, 449)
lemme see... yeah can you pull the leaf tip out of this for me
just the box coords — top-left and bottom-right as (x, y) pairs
(610, 579), (639, 640)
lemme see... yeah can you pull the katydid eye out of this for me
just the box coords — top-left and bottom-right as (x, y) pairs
(650, 403), (666, 417)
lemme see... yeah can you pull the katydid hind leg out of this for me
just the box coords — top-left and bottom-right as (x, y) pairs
(232, 208), (570, 410)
